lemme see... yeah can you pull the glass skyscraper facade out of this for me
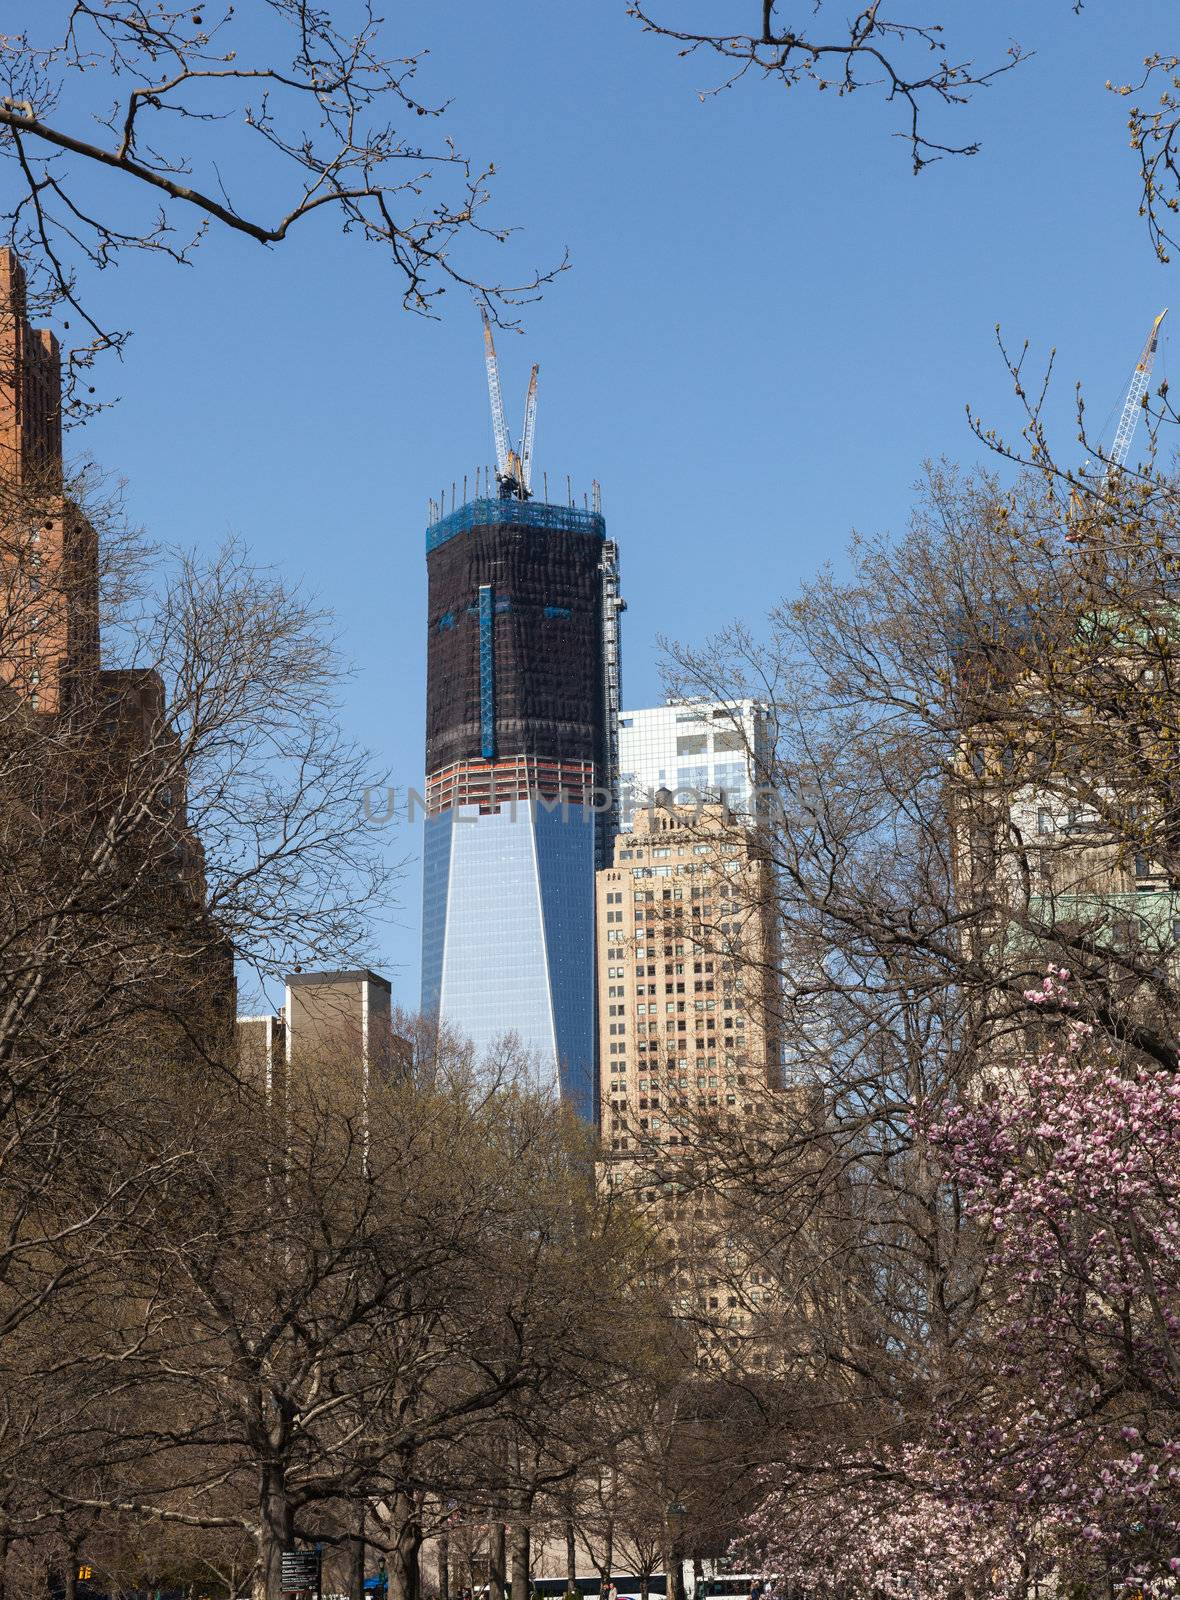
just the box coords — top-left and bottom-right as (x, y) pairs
(421, 800), (597, 1118)
(617, 700), (771, 829)
(420, 497), (618, 1121)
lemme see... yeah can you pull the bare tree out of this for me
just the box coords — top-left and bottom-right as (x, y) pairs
(625, 3), (1028, 171)
(19, 1034), (669, 1600)
(629, 5), (1180, 266)
(0, 3), (564, 401)
(0, 447), (405, 1584)
(1118, 51), (1180, 263)
(641, 441), (1180, 1568)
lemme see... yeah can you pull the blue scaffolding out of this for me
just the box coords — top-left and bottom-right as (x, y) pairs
(478, 583), (495, 760)
(426, 495), (605, 553)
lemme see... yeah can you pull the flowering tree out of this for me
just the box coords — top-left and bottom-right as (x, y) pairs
(931, 971), (1180, 1582)
(740, 1447), (1037, 1599)
(741, 970), (1180, 1597)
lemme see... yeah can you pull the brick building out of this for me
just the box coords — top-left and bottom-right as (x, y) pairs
(0, 248), (234, 1049)
(0, 249), (99, 716)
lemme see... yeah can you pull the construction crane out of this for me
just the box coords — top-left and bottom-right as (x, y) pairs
(1108, 307), (1167, 474)
(1067, 308), (1167, 541)
(519, 363), (538, 496)
(481, 307), (510, 478)
(480, 307), (539, 500)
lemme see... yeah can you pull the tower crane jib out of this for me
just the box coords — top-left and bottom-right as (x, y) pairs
(520, 364), (539, 494)
(481, 307), (511, 476)
(477, 309), (538, 501)
(1108, 307), (1168, 474)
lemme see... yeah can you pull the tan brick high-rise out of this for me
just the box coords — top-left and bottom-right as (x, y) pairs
(597, 797), (780, 1147)
(595, 795), (802, 1367)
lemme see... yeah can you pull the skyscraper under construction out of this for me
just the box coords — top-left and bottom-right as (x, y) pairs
(420, 316), (623, 1119)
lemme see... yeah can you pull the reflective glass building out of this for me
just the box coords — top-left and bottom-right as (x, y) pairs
(420, 497), (622, 1120)
(617, 700), (771, 828)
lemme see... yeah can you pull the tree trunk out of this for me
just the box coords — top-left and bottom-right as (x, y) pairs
(256, 1464), (294, 1600)
(601, 1523), (613, 1597)
(668, 1539), (685, 1600)
(349, 1506), (366, 1600)
(387, 1489), (422, 1600)
(63, 1542), (80, 1600)
(564, 1522), (576, 1597)
(508, 1506), (532, 1600)
(440, 1531), (452, 1600)
(489, 1525), (506, 1600)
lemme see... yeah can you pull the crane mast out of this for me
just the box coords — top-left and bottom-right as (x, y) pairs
(481, 308), (511, 479)
(479, 308), (538, 501)
(519, 364), (539, 495)
(1108, 308), (1168, 474)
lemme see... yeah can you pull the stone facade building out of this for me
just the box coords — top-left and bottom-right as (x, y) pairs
(597, 798), (781, 1148)
(594, 796), (809, 1367)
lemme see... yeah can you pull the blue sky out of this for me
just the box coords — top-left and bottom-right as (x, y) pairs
(72, 1), (1175, 1002)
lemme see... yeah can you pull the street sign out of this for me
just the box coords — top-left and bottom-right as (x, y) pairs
(281, 1549), (321, 1595)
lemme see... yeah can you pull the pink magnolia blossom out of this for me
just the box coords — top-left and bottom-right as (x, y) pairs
(742, 971), (1180, 1596)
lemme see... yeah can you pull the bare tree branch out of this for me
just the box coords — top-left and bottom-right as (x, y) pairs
(625, 1), (1030, 172)
(0, 3), (565, 408)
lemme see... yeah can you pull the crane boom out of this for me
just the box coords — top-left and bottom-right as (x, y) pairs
(519, 364), (539, 493)
(481, 308), (511, 476)
(1108, 308), (1168, 473)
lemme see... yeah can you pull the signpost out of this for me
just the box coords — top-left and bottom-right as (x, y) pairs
(281, 1548), (323, 1599)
